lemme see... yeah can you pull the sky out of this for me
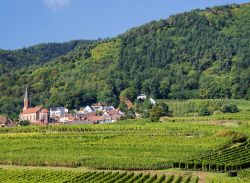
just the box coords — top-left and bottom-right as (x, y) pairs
(0, 0), (249, 50)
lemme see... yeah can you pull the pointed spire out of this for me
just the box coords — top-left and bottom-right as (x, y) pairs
(24, 86), (28, 100)
(23, 86), (29, 111)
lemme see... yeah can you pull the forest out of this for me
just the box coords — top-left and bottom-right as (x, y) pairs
(0, 3), (249, 119)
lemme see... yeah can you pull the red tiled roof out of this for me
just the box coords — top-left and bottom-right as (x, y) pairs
(21, 106), (42, 114)
(85, 112), (97, 117)
(41, 109), (49, 113)
(68, 116), (76, 121)
(107, 109), (118, 115)
(87, 116), (105, 123)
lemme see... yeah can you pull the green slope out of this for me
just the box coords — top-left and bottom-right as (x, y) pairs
(0, 40), (94, 74)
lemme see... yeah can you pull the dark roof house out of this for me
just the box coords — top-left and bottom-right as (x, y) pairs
(0, 116), (14, 127)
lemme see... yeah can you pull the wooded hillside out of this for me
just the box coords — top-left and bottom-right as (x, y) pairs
(0, 3), (249, 119)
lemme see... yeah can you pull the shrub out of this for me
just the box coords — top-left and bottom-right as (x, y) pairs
(18, 120), (30, 126)
(229, 104), (239, 113)
(216, 130), (247, 143)
(221, 104), (239, 113)
(150, 106), (164, 122)
(198, 106), (210, 116)
(216, 129), (232, 137)
(221, 105), (231, 113)
(232, 132), (247, 143)
(228, 170), (237, 177)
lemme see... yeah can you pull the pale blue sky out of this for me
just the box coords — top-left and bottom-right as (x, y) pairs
(0, 0), (249, 50)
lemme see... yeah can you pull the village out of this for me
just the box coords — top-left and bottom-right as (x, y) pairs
(19, 87), (125, 125)
(0, 87), (125, 127)
(0, 87), (157, 127)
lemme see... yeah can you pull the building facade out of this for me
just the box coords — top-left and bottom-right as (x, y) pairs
(19, 87), (49, 124)
(50, 107), (68, 118)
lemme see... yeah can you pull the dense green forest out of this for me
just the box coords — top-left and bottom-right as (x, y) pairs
(0, 3), (249, 119)
(0, 40), (93, 74)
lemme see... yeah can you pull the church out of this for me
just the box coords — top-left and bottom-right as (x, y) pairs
(19, 87), (49, 124)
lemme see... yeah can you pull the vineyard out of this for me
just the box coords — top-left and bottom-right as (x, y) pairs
(0, 122), (232, 169)
(0, 111), (249, 182)
(199, 140), (250, 171)
(158, 99), (250, 117)
(0, 168), (199, 183)
(174, 139), (250, 172)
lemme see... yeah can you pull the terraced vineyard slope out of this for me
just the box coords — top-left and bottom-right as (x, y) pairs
(174, 139), (250, 172)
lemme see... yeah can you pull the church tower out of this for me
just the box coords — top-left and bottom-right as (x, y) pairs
(23, 86), (29, 111)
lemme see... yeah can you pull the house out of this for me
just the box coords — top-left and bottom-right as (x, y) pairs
(50, 107), (68, 118)
(19, 87), (49, 124)
(103, 109), (124, 122)
(82, 105), (95, 113)
(137, 94), (156, 105)
(58, 116), (69, 123)
(91, 102), (107, 111)
(51, 102), (124, 124)
(137, 94), (147, 100)
(79, 104), (114, 113)
(86, 116), (105, 124)
(0, 116), (14, 127)
(103, 106), (115, 111)
(85, 116), (113, 124)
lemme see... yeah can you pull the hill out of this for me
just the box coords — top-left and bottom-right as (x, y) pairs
(0, 40), (94, 74)
(0, 3), (250, 118)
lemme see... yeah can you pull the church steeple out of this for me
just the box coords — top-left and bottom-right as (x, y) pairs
(24, 86), (28, 100)
(23, 86), (29, 111)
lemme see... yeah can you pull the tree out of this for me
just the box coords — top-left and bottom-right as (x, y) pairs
(159, 102), (169, 115)
(149, 102), (170, 122)
(121, 108), (136, 120)
(119, 87), (137, 102)
(97, 86), (117, 106)
(150, 106), (164, 122)
(118, 101), (128, 112)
